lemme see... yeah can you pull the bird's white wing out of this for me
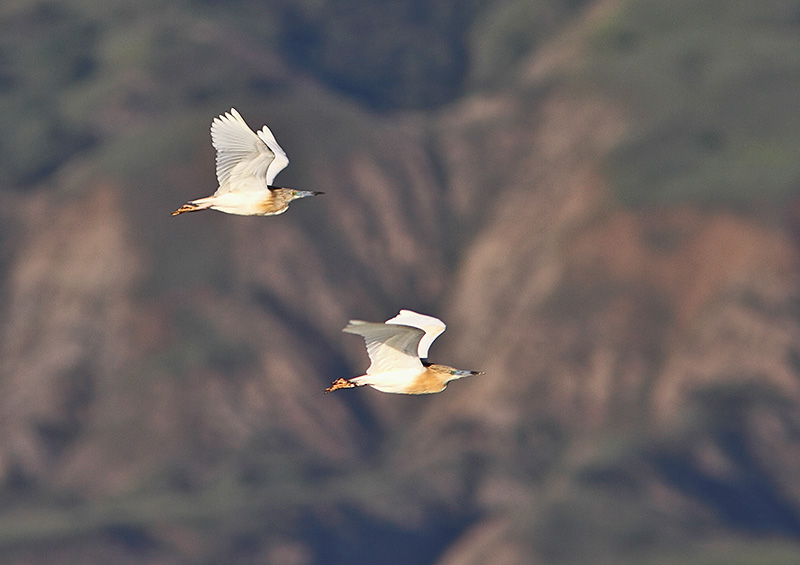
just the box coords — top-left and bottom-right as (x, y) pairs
(210, 108), (290, 195)
(256, 125), (289, 186)
(343, 321), (425, 375)
(385, 310), (446, 358)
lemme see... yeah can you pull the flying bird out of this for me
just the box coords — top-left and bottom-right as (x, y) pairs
(326, 310), (484, 394)
(172, 108), (323, 216)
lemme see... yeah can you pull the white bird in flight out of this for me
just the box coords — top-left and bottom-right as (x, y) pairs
(172, 108), (323, 216)
(326, 310), (484, 394)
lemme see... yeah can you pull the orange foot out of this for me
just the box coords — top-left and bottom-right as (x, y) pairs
(171, 203), (198, 216)
(325, 378), (356, 393)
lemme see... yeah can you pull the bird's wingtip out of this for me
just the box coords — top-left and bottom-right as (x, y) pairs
(213, 108), (243, 124)
(342, 320), (368, 333)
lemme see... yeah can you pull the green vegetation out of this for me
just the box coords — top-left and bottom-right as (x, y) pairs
(277, 0), (480, 110)
(0, 0), (587, 193)
(275, 0), (586, 109)
(0, 3), (99, 185)
(468, 0), (587, 87)
(587, 0), (800, 207)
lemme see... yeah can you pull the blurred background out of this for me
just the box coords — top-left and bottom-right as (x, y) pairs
(1, 0), (800, 563)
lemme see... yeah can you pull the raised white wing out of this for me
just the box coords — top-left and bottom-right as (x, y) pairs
(385, 310), (446, 358)
(210, 108), (290, 195)
(256, 124), (290, 186)
(343, 321), (425, 375)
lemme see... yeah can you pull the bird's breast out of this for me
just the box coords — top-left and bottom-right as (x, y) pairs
(257, 190), (290, 215)
(405, 367), (448, 394)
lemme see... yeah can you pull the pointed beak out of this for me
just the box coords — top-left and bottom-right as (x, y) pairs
(454, 370), (484, 378)
(294, 190), (324, 199)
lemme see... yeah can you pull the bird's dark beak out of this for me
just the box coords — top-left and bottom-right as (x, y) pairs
(294, 190), (324, 199)
(454, 370), (484, 378)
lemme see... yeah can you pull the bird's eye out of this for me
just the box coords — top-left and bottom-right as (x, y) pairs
(292, 190), (298, 196)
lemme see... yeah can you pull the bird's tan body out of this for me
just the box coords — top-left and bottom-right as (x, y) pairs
(172, 188), (298, 216)
(326, 364), (480, 394)
(404, 364), (454, 394)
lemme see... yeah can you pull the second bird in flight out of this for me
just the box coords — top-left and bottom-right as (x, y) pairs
(326, 310), (484, 395)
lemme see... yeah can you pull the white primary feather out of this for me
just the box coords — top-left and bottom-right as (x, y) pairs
(385, 310), (446, 358)
(343, 321), (425, 375)
(210, 108), (289, 195)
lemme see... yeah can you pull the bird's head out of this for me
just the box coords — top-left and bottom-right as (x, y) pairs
(428, 364), (484, 383)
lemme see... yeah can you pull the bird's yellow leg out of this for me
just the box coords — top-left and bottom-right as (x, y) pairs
(325, 378), (357, 393)
(171, 203), (200, 216)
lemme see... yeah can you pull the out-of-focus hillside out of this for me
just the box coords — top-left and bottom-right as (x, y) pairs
(2, 0), (800, 563)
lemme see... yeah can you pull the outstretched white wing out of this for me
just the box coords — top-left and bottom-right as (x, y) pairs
(210, 108), (289, 195)
(385, 310), (446, 358)
(343, 321), (425, 375)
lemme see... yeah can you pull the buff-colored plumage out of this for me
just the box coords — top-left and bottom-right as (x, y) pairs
(172, 108), (323, 216)
(325, 310), (483, 394)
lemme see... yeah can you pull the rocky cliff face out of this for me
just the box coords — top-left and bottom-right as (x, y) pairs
(1, 0), (800, 563)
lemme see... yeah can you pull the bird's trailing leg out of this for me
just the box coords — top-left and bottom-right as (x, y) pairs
(171, 203), (200, 216)
(325, 378), (358, 393)
(171, 198), (214, 216)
